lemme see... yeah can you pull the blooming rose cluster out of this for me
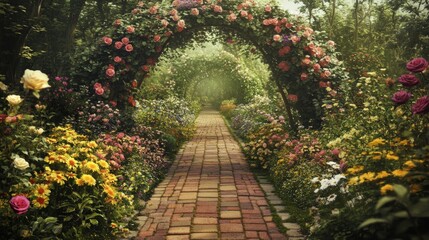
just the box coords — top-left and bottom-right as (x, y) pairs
(392, 57), (429, 115)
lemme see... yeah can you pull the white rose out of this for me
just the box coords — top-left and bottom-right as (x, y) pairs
(13, 156), (30, 170)
(6, 95), (23, 106)
(36, 128), (44, 135)
(0, 81), (8, 91)
(20, 69), (50, 91)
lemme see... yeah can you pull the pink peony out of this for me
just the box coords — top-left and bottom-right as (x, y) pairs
(406, 57), (428, 73)
(106, 68), (115, 78)
(398, 74), (420, 87)
(103, 36), (112, 45)
(10, 195), (30, 214)
(114, 41), (123, 49)
(412, 96), (429, 115)
(125, 44), (133, 52)
(391, 90), (412, 105)
(126, 25), (135, 33)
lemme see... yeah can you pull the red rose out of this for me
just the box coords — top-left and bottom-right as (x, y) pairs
(153, 35), (161, 42)
(412, 96), (429, 115)
(406, 57), (428, 73)
(114, 56), (122, 63)
(287, 94), (298, 103)
(391, 90), (412, 105)
(125, 44), (134, 52)
(300, 72), (308, 81)
(10, 195), (30, 215)
(131, 80), (138, 88)
(128, 96), (136, 107)
(93, 82), (102, 90)
(398, 74), (420, 87)
(95, 87), (105, 95)
(278, 61), (290, 72)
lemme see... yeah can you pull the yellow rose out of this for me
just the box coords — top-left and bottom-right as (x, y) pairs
(6, 94), (23, 106)
(20, 69), (50, 91)
(13, 155), (29, 170)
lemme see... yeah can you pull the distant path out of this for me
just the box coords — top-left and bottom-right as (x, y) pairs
(136, 110), (287, 240)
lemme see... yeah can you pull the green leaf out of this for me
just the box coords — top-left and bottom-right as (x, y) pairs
(32, 91), (40, 98)
(376, 196), (396, 210)
(358, 218), (389, 229)
(393, 184), (409, 203)
(89, 219), (99, 225)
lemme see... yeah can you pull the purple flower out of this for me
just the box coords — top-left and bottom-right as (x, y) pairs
(10, 195), (30, 214)
(392, 90), (412, 105)
(412, 96), (429, 115)
(398, 74), (420, 87)
(406, 57), (428, 73)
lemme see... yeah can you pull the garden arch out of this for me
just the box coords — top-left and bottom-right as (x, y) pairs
(72, 0), (345, 131)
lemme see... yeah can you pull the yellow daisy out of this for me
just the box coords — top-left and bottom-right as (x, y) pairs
(386, 153), (399, 161)
(33, 196), (49, 208)
(392, 169), (409, 177)
(375, 171), (390, 179)
(98, 160), (109, 169)
(81, 174), (96, 186)
(380, 184), (393, 195)
(85, 161), (100, 172)
(368, 138), (385, 147)
(34, 184), (51, 197)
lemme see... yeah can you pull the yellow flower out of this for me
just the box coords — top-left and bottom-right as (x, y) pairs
(20, 69), (50, 91)
(66, 172), (77, 179)
(98, 160), (109, 169)
(66, 157), (79, 170)
(359, 172), (376, 183)
(386, 153), (399, 161)
(410, 184), (422, 193)
(368, 138), (385, 147)
(369, 151), (382, 160)
(403, 160), (417, 169)
(34, 184), (51, 197)
(75, 178), (85, 186)
(375, 171), (390, 179)
(47, 171), (66, 185)
(87, 141), (98, 148)
(33, 196), (49, 208)
(81, 174), (96, 186)
(392, 169), (409, 177)
(103, 184), (116, 198)
(380, 184), (393, 195)
(6, 94), (23, 106)
(348, 176), (359, 185)
(111, 223), (118, 228)
(103, 173), (117, 183)
(346, 165), (364, 174)
(85, 161), (100, 173)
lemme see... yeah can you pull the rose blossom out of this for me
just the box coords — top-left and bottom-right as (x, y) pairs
(20, 69), (50, 91)
(13, 155), (29, 170)
(291, 35), (300, 44)
(125, 44), (133, 52)
(278, 46), (291, 56)
(398, 74), (420, 87)
(161, 19), (169, 28)
(149, 5), (158, 14)
(406, 57), (428, 73)
(106, 68), (115, 78)
(265, 4), (272, 12)
(103, 36), (112, 45)
(115, 41), (123, 49)
(228, 13), (237, 22)
(278, 61), (290, 72)
(94, 82), (102, 90)
(300, 72), (308, 81)
(114, 56), (122, 63)
(273, 34), (282, 42)
(240, 10), (248, 18)
(247, 14), (254, 21)
(274, 26), (282, 33)
(391, 90), (412, 105)
(288, 94), (298, 102)
(121, 37), (129, 44)
(154, 35), (161, 42)
(313, 63), (321, 72)
(213, 5), (223, 13)
(10, 195), (30, 214)
(126, 25), (135, 33)
(191, 8), (199, 16)
(178, 20), (185, 28)
(170, 8), (178, 15)
(172, 14), (181, 21)
(6, 94), (23, 106)
(412, 96), (429, 115)
(95, 87), (104, 95)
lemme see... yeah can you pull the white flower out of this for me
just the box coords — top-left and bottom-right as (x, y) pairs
(327, 194), (337, 202)
(36, 128), (44, 135)
(326, 161), (340, 169)
(331, 208), (340, 216)
(311, 177), (319, 183)
(6, 95), (23, 106)
(13, 155), (29, 170)
(20, 69), (50, 91)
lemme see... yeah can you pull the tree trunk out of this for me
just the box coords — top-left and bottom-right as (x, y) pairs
(354, 0), (359, 49)
(274, 79), (298, 135)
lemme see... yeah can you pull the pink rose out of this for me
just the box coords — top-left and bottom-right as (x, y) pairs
(125, 44), (133, 52)
(321, 70), (331, 79)
(213, 5), (223, 13)
(287, 94), (298, 103)
(149, 5), (158, 14)
(117, 132), (125, 139)
(278, 46), (291, 56)
(170, 9), (178, 16)
(191, 8), (199, 16)
(273, 34), (282, 42)
(291, 35), (300, 44)
(177, 20), (185, 28)
(172, 14), (181, 21)
(154, 35), (161, 42)
(327, 40), (335, 47)
(247, 14), (254, 21)
(274, 26), (282, 33)
(161, 19), (169, 27)
(391, 90), (412, 105)
(406, 57), (428, 73)
(115, 41), (123, 49)
(263, 19), (270, 26)
(106, 68), (115, 78)
(228, 13), (237, 22)
(240, 10), (248, 18)
(114, 56), (122, 63)
(412, 96), (429, 115)
(398, 74), (420, 87)
(126, 25), (135, 33)
(265, 4), (272, 12)
(10, 195), (30, 214)
(300, 72), (308, 81)
(302, 57), (311, 66)
(95, 87), (105, 95)
(331, 148), (340, 156)
(313, 63), (321, 72)
(278, 61), (290, 72)
(286, 22), (293, 28)
(93, 82), (102, 90)
(103, 36), (112, 45)
(121, 37), (129, 44)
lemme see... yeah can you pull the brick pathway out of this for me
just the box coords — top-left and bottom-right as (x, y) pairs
(135, 110), (288, 240)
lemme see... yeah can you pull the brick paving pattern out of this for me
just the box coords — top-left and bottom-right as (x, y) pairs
(135, 110), (289, 240)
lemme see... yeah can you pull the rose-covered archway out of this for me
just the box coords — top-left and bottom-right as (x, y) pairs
(72, 0), (346, 131)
